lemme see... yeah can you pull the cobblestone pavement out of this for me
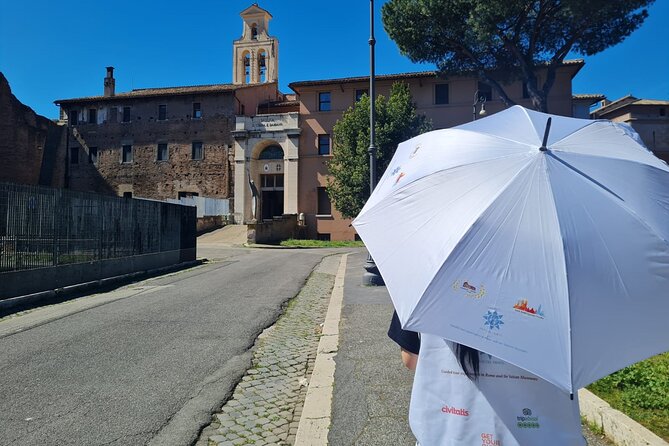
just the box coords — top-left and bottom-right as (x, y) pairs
(197, 255), (341, 446)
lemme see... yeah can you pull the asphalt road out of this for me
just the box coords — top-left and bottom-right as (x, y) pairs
(0, 246), (336, 446)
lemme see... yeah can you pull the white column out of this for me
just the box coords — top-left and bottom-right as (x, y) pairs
(233, 139), (248, 223)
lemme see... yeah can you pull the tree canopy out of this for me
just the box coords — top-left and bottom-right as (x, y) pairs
(327, 82), (432, 219)
(382, 0), (654, 111)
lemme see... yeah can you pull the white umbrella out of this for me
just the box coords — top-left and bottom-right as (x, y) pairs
(353, 105), (669, 394)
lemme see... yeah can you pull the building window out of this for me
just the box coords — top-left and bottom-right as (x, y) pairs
(435, 84), (449, 105)
(123, 192), (133, 198)
(122, 107), (131, 123)
(70, 147), (79, 164)
(317, 233), (331, 241)
(251, 24), (258, 40)
(158, 104), (167, 121)
(69, 110), (78, 125)
(109, 107), (118, 123)
(122, 144), (133, 163)
(259, 145), (284, 160)
(477, 82), (492, 101)
(193, 102), (202, 119)
(317, 187), (331, 215)
(192, 141), (203, 160)
(178, 191), (199, 198)
(157, 143), (168, 161)
(319, 92), (331, 111)
(355, 89), (368, 102)
(88, 146), (98, 164)
(261, 174), (284, 189)
(318, 134), (331, 155)
(88, 108), (97, 124)
(661, 108), (666, 117)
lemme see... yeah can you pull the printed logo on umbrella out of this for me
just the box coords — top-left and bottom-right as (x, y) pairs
(452, 280), (486, 299)
(513, 299), (545, 319)
(409, 144), (421, 159)
(483, 310), (504, 330)
(517, 408), (540, 429)
(390, 166), (405, 185)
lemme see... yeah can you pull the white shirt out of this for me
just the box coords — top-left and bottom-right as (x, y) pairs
(410, 334), (586, 446)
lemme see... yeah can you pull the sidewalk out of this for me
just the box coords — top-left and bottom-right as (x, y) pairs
(327, 251), (416, 445)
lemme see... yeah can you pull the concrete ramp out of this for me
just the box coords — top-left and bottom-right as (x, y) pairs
(198, 225), (247, 246)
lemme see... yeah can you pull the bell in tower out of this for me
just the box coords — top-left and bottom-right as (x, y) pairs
(232, 4), (279, 85)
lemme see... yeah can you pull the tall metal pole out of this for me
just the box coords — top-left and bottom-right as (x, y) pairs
(362, 0), (384, 286)
(368, 0), (377, 191)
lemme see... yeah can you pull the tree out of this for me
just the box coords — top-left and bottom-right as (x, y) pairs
(327, 82), (432, 219)
(382, 0), (654, 112)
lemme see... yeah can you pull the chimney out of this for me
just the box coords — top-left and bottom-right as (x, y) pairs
(104, 66), (115, 97)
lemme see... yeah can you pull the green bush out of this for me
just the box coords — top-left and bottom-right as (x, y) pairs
(587, 352), (669, 441)
(589, 356), (669, 410)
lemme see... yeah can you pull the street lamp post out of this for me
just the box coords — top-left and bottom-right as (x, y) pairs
(362, 0), (384, 286)
(473, 90), (488, 121)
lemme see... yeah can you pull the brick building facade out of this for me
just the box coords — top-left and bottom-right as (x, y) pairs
(55, 71), (279, 200)
(0, 72), (67, 188)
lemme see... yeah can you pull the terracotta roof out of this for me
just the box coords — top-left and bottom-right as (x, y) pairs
(265, 100), (299, 107)
(634, 99), (669, 105)
(55, 82), (270, 105)
(593, 96), (669, 116)
(573, 94), (606, 101)
(591, 95), (638, 116)
(289, 71), (440, 89)
(289, 59), (585, 91)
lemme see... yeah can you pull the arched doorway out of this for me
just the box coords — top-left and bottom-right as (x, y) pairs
(258, 145), (284, 220)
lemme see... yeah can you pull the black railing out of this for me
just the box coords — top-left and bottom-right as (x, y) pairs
(0, 182), (195, 273)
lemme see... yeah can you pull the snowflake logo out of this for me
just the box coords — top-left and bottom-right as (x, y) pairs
(483, 310), (504, 330)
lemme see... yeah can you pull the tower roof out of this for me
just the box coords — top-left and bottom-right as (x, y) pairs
(239, 3), (272, 19)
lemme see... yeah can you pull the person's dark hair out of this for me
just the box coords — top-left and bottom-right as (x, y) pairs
(456, 344), (480, 380)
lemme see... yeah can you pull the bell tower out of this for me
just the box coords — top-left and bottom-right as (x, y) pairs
(233, 4), (278, 85)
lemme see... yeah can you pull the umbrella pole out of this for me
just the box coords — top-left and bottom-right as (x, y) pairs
(363, 0), (384, 286)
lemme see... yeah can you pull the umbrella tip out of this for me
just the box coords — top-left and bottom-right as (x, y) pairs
(539, 117), (552, 152)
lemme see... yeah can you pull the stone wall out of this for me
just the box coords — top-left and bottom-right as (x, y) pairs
(0, 73), (66, 187)
(247, 214), (297, 244)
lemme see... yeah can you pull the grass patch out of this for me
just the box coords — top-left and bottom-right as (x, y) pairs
(581, 415), (604, 436)
(587, 352), (669, 441)
(279, 239), (365, 248)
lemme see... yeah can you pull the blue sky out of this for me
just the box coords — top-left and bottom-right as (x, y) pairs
(1, 0), (667, 119)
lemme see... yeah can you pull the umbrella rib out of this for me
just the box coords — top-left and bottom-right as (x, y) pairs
(544, 159), (576, 394)
(388, 152), (532, 201)
(452, 128), (538, 151)
(549, 152), (669, 247)
(547, 152), (624, 201)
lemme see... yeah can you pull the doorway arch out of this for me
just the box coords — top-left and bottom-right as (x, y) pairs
(255, 144), (285, 220)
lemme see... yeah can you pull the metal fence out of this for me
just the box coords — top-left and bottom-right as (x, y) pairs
(0, 182), (196, 273)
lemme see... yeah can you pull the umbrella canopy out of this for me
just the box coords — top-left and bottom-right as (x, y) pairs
(353, 105), (669, 394)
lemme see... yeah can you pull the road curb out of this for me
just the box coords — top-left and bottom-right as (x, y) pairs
(0, 260), (202, 313)
(579, 388), (668, 446)
(294, 253), (348, 446)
